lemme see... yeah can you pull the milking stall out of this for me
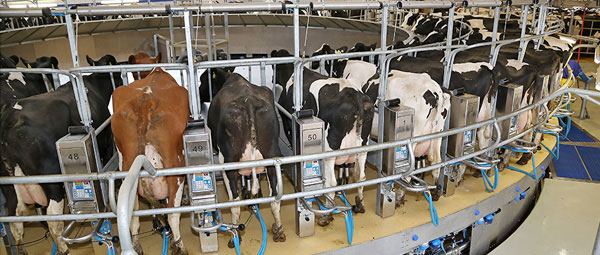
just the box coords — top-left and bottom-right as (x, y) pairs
(1, 0), (600, 254)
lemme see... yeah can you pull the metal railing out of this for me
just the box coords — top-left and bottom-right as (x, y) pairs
(0, 1), (585, 253)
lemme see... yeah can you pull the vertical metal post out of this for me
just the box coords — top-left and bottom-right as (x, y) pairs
(153, 34), (159, 58)
(376, 4), (389, 216)
(580, 80), (591, 119)
(490, 7), (500, 64)
(260, 62), (266, 87)
(442, 6), (455, 88)
(518, 5), (529, 62)
(531, 5), (537, 34)
(293, 3), (302, 113)
(205, 14), (213, 61)
(535, 4), (546, 50)
(224, 0), (231, 60)
(168, 13), (175, 63)
(569, 10), (575, 35)
(437, 5), (455, 195)
(65, 14), (79, 68)
(185, 11), (201, 120)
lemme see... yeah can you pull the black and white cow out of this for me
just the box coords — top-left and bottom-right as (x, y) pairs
(207, 73), (286, 246)
(309, 43), (378, 86)
(272, 49), (374, 223)
(0, 55), (121, 255)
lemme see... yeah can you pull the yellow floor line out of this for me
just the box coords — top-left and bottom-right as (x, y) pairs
(573, 145), (593, 181)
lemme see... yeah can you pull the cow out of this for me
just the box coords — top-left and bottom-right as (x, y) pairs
(272, 49), (374, 225)
(308, 43), (377, 86)
(127, 52), (161, 80)
(111, 68), (189, 255)
(207, 72), (287, 247)
(0, 56), (120, 255)
(86, 54), (118, 66)
(362, 60), (453, 201)
(1, 55), (58, 115)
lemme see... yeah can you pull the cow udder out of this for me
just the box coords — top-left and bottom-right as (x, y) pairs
(238, 142), (266, 176)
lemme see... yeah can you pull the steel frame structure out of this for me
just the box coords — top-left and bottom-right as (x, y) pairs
(2, 1), (600, 254)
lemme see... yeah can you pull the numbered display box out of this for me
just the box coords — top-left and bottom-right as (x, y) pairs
(56, 129), (104, 214)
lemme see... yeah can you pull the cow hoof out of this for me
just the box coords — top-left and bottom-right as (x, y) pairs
(352, 197), (365, 214)
(170, 238), (188, 255)
(272, 223), (286, 242)
(497, 162), (505, 172)
(15, 246), (27, 255)
(516, 155), (530, 165)
(317, 214), (334, 226)
(472, 170), (482, 178)
(395, 196), (405, 208)
(58, 251), (70, 255)
(133, 240), (144, 255)
(431, 190), (441, 201)
(228, 234), (242, 248)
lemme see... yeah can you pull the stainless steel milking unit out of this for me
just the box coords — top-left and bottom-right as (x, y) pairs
(376, 100), (415, 218)
(184, 119), (242, 253)
(292, 109), (351, 239)
(56, 126), (118, 254)
(441, 93), (484, 197)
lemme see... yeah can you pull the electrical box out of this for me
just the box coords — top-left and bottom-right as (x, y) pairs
(444, 93), (480, 197)
(56, 126), (105, 215)
(496, 84), (523, 140)
(382, 103), (414, 176)
(294, 110), (325, 193)
(378, 101), (414, 218)
(448, 93), (480, 157)
(294, 110), (325, 237)
(183, 120), (218, 253)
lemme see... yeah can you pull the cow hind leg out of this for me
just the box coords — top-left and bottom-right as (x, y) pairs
(429, 137), (443, 201)
(318, 158), (336, 227)
(167, 177), (187, 255)
(266, 165), (285, 242)
(10, 185), (28, 255)
(47, 199), (69, 255)
(131, 196), (144, 255)
(352, 152), (367, 214)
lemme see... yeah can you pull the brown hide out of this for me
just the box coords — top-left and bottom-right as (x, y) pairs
(128, 52), (161, 80)
(111, 68), (189, 206)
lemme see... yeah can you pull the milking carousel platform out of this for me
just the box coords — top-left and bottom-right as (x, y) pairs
(12, 120), (560, 255)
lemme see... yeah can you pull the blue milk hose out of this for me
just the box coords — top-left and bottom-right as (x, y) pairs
(502, 146), (538, 180)
(311, 191), (354, 244)
(422, 191), (438, 226)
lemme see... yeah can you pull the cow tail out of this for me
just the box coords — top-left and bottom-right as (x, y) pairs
(246, 103), (260, 196)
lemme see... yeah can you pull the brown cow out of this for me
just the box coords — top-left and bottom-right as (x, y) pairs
(111, 67), (190, 255)
(128, 52), (161, 80)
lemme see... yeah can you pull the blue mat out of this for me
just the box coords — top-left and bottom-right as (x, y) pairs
(573, 146), (600, 181)
(563, 123), (597, 143)
(552, 145), (591, 180)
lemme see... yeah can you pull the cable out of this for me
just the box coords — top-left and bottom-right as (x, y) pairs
(481, 166), (499, 192)
(5, 231), (49, 248)
(423, 191), (439, 226)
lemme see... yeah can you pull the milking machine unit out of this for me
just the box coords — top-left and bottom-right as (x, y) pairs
(56, 126), (117, 255)
(442, 93), (481, 197)
(496, 84), (523, 141)
(293, 109), (325, 237)
(183, 119), (242, 253)
(496, 84), (540, 179)
(377, 100), (414, 218)
(293, 109), (353, 243)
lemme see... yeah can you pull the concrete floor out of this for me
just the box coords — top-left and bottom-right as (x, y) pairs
(490, 178), (600, 255)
